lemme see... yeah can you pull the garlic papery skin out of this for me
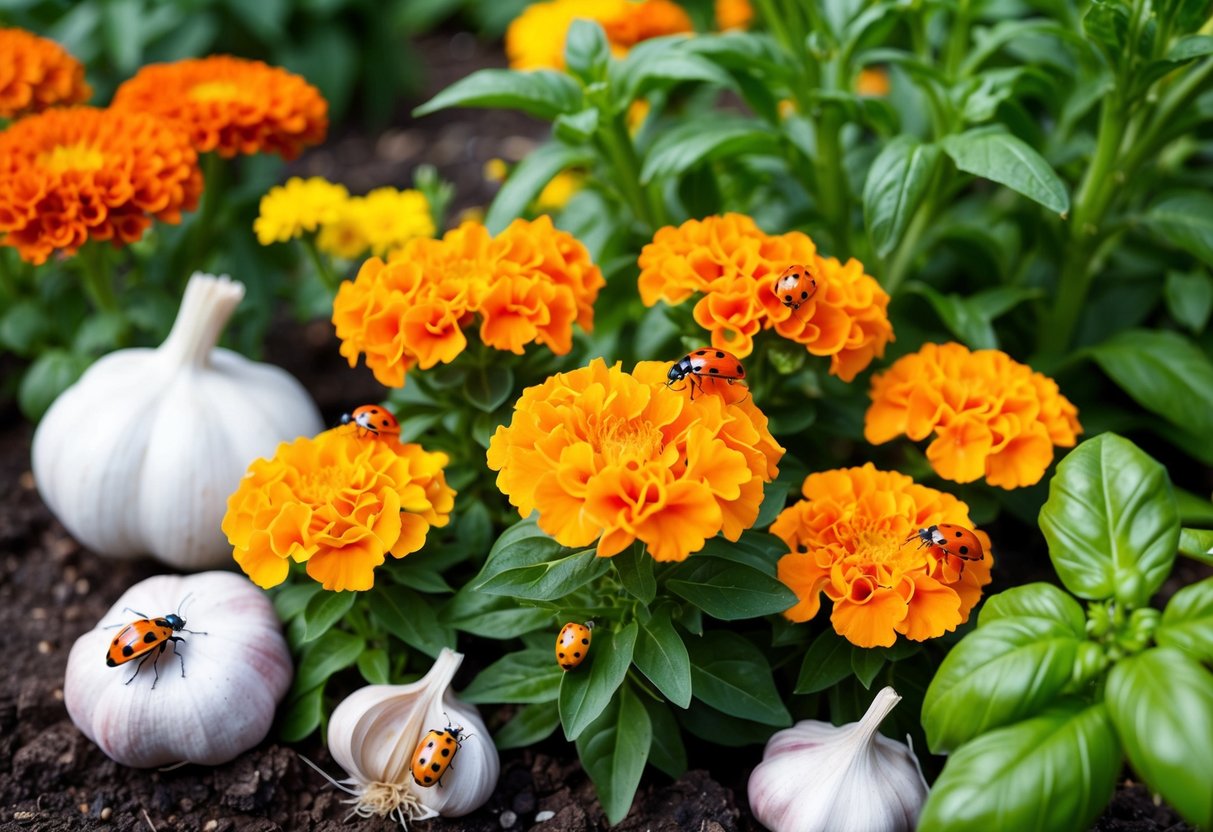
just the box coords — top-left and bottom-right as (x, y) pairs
(748, 686), (928, 832)
(323, 648), (499, 826)
(33, 272), (323, 570)
(64, 571), (292, 768)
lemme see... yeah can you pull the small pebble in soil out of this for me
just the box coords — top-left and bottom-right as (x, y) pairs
(535, 810), (555, 822)
(499, 810), (517, 828)
(37, 641), (52, 654)
(204, 821), (218, 832)
(101, 807), (112, 821)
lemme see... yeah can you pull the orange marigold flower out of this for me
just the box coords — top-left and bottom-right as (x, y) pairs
(0, 106), (202, 265)
(222, 428), (455, 592)
(487, 358), (784, 561)
(601, 0), (694, 48)
(333, 216), (604, 387)
(638, 213), (894, 381)
(773, 464), (993, 648)
(506, 0), (692, 70)
(856, 66), (891, 97)
(715, 0), (753, 30)
(0, 28), (90, 118)
(111, 56), (327, 159)
(865, 342), (1082, 489)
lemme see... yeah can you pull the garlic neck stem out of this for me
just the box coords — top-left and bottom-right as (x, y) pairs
(159, 273), (246, 368)
(853, 686), (901, 743)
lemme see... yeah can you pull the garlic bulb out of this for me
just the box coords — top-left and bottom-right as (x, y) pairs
(64, 571), (292, 768)
(748, 687), (928, 832)
(33, 272), (323, 569)
(317, 648), (498, 825)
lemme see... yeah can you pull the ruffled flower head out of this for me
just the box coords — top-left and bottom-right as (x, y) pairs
(0, 28), (91, 118)
(715, 0), (753, 30)
(0, 106), (202, 264)
(506, 0), (693, 70)
(112, 56), (327, 159)
(487, 358), (784, 562)
(638, 213), (894, 381)
(865, 342), (1082, 489)
(223, 428), (455, 592)
(773, 464), (993, 648)
(254, 177), (350, 245)
(333, 216), (604, 387)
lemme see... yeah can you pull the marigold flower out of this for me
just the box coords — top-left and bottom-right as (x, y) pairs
(638, 213), (894, 381)
(345, 187), (436, 258)
(254, 177), (350, 246)
(856, 67), (891, 97)
(0, 107), (202, 265)
(773, 464), (993, 648)
(865, 342), (1082, 489)
(715, 0), (753, 30)
(333, 217), (603, 387)
(112, 56), (327, 159)
(0, 28), (90, 118)
(536, 170), (584, 211)
(487, 358), (784, 561)
(506, 0), (692, 70)
(223, 428), (455, 592)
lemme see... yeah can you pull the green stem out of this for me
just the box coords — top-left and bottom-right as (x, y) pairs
(943, 0), (971, 80)
(598, 116), (659, 230)
(814, 104), (850, 252)
(301, 236), (340, 295)
(186, 153), (226, 279)
(754, 0), (798, 55)
(883, 195), (935, 294)
(75, 244), (120, 315)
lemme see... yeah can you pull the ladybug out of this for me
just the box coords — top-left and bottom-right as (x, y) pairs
(411, 720), (467, 788)
(105, 597), (207, 688)
(906, 524), (985, 574)
(666, 348), (747, 400)
(556, 621), (594, 671)
(339, 405), (400, 438)
(773, 263), (818, 311)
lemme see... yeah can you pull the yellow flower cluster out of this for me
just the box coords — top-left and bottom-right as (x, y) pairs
(506, 0), (693, 70)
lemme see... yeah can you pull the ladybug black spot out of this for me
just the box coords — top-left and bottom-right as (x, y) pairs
(581, 638), (589, 645)
(122, 645), (134, 657)
(736, 364), (744, 375)
(420, 757), (428, 765)
(959, 546), (969, 555)
(709, 367), (719, 374)
(441, 748), (451, 757)
(696, 350), (707, 356)
(715, 351), (725, 358)
(424, 775), (433, 783)
(382, 419), (390, 426)
(785, 294), (792, 301)
(106, 656), (117, 667)
(558, 652), (565, 658)
(955, 531), (963, 537)
(562, 663), (573, 669)
(431, 763), (442, 773)
(573, 651), (581, 658)
(801, 291), (808, 299)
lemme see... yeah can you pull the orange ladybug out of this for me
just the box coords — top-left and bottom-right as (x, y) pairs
(340, 404), (400, 438)
(411, 721), (466, 787)
(773, 263), (818, 311)
(907, 524), (985, 573)
(105, 599), (207, 688)
(556, 621), (594, 671)
(666, 348), (747, 400)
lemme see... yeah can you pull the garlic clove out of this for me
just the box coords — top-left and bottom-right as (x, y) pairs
(64, 571), (293, 768)
(748, 687), (928, 832)
(323, 648), (499, 824)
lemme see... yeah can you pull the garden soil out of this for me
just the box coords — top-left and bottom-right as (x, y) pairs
(0, 30), (1197, 832)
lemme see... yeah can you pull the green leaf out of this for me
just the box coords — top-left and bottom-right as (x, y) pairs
(560, 623), (638, 740)
(476, 544), (610, 601)
(19, 350), (89, 421)
(614, 543), (656, 603)
(553, 108), (600, 144)
(1106, 648), (1213, 829)
(1146, 191), (1213, 267)
(1179, 527), (1213, 566)
(666, 558), (796, 620)
(1039, 433), (1179, 606)
(301, 591), (357, 644)
(462, 649), (565, 704)
(485, 141), (594, 233)
(367, 585), (454, 658)
(642, 698), (687, 778)
(639, 116), (780, 184)
(686, 631), (790, 726)
(922, 618), (1082, 752)
(613, 39), (732, 104)
(463, 364), (514, 413)
(357, 648), (390, 685)
(414, 69), (583, 120)
(0, 300), (49, 355)
(634, 609), (692, 708)
(863, 136), (940, 258)
(1157, 578), (1213, 662)
(1083, 0), (1130, 57)
(294, 629), (365, 693)
(795, 630), (855, 694)
(904, 283), (1042, 350)
(564, 19), (610, 84)
(495, 701), (561, 749)
(851, 647), (886, 689)
(278, 684), (325, 742)
(1168, 33), (1213, 60)
(440, 586), (552, 638)
(979, 583), (1087, 637)
(1164, 270), (1213, 333)
(273, 583), (322, 621)
(940, 128), (1069, 214)
(918, 701), (1119, 832)
(576, 684), (652, 825)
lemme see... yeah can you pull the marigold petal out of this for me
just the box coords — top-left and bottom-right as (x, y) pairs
(895, 572), (963, 641)
(777, 552), (828, 622)
(830, 577), (906, 648)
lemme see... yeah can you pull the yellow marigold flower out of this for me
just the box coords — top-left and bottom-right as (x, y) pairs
(638, 213), (894, 381)
(773, 464), (993, 648)
(316, 210), (369, 260)
(506, 0), (692, 70)
(865, 342), (1082, 489)
(111, 56), (327, 159)
(333, 217), (604, 387)
(222, 428), (454, 592)
(253, 177), (350, 246)
(715, 0), (752, 30)
(484, 158), (509, 183)
(0, 106), (202, 265)
(856, 66), (891, 97)
(487, 358), (784, 561)
(347, 187), (435, 258)
(0, 28), (90, 118)
(536, 170), (583, 211)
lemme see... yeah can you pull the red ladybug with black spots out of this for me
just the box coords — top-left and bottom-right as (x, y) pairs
(340, 404), (400, 438)
(773, 263), (818, 311)
(411, 721), (466, 787)
(556, 621), (593, 670)
(907, 524), (985, 574)
(105, 598), (206, 688)
(667, 348), (747, 400)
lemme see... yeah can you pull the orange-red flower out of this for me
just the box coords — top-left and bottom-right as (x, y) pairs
(111, 56), (327, 159)
(333, 216), (604, 387)
(865, 342), (1082, 489)
(223, 427), (455, 592)
(487, 358), (783, 562)
(0, 107), (202, 265)
(506, 0), (693, 70)
(715, 0), (753, 30)
(0, 28), (90, 119)
(639, 213), (894, 381)
(856, 67), (891, 97)
(773, 464), (993, 648)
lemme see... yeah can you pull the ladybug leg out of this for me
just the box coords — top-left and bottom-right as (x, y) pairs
(150, 642), (168, 689)
(169, 636), (187, 678)
(121, 607), (150, 618)
(126, 650), (156, 686)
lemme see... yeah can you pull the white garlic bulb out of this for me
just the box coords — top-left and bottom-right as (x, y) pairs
(64, 571), (292, 768)
(33, 272), (323, 570)
(317, 648), (499, 825)
(748, 686), (928, 832)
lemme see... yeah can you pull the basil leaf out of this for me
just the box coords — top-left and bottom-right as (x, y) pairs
(686, 631), (790, 726)
(414, 69), (583, 120)
(979, 582), (1086, 637)
(666, 558), (796, 620)
(1157, 578), (1213, 661)
(576, 684), (651, 825)
(634, 608), (692, 708)
(941, 128), (1069, 214)
(559, 622), (638, 740)
(462, 649), (564, 704)
(863, 136), (940, 257)
(495, 701), (561, 750)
